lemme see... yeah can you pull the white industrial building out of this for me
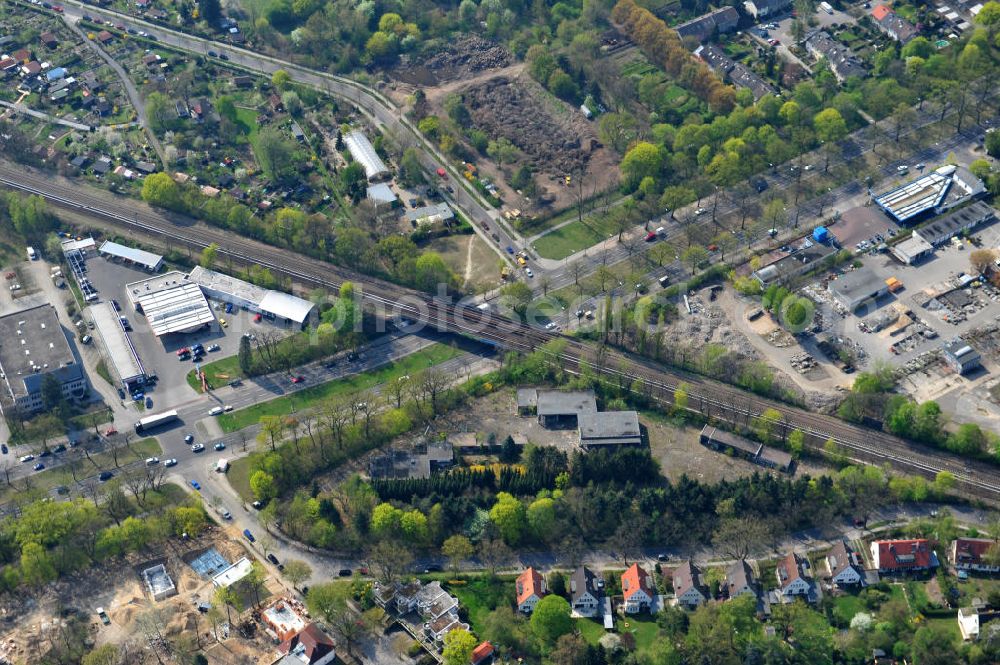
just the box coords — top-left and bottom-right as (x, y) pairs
(188, 267), (316, 328)
(90, 301), (146, 391)
(344, 130), (390, 181)
(213, 557), (254, 588)
(99, 240), (164, 272)
(126, 271), (215, 336)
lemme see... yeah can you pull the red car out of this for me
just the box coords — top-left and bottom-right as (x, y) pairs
(645, 231), (657, 242)
(52, 5), (63, 12)
(176, 347), (190, 356)
(291, 376), (304, 384)
(253, 313), (262, 323)
(436, 168), (446, 177)
(105, 427), (118, 436)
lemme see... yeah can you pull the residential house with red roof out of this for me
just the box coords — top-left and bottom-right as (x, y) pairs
(471, 641), (494, 665)
(775, 553), (813, 602)
(951, 537), (1000, 573)
(870, 5), (918, 43)
(870, 539), (939, 574)
(673, 560), (709, 609)
(516, 567), (546, 614)
(274, 623), (336, 665)
(621, 564), (655, 614)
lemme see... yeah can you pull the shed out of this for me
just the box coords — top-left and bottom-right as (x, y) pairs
(99, 241), (163, 272)
(366, 182), (398, 206)
(813, 226), (829, 243)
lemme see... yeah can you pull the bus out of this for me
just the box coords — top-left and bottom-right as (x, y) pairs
(134, 409), (179, 434)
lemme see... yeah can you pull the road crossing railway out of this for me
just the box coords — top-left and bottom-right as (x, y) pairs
(2, 163), (998, 503)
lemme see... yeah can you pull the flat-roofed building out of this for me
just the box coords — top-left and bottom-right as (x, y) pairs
(891, 233), (934, 265)
(829, 268), (889, 311)
(536, 390), (597, 428)
(127, 276), (216, 336)
(915, 201), (995, 247)
(99, 240), (163, 272)
(344, 130), (390, 181)
(943, 338), (981, 375)
(90, 301), (145, 391)
(187, 267), (316, 327)
(213, 557), (253, 588)
(0, 304), (87, 413)
(578, 410), (642, 448)
(873, 165), (985, 224)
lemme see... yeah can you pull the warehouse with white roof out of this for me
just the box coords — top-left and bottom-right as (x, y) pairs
(90, 301), (146, 390)
(99, 241), (164, 272)
(125, 271), (216, 336)
(188, 267), (316, 327)
(344, 130), (390, 181)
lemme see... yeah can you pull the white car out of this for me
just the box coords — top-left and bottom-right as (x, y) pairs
(544, 322), (557, 330)
(209, 406), (224, 416)
(191, 443), (205, 453)
(695, 208), (707, 216)
(524, 268), (534, 278)
(19, 454), (34, 463)
(803, 164), (814, 171)
(224, 405), (233, 412)
(145, 457), (159, 466)
(164, 458), (178, 467)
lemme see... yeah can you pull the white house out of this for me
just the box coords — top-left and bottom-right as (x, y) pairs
(776, 553), (812, 600)
(826, 540), (865, 587)
(673, 560), (709, 609)
(516, 568), (547, 614)
(569, 566), (602, 618)
(621, 564), (655, 614)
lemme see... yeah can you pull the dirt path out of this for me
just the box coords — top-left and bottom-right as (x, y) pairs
(422, 62), (526, 105)
(462, 235), (474, 286)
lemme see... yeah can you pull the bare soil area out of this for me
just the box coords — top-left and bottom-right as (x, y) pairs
(392, 35), (513, 86)
(0, 528), (271, 663)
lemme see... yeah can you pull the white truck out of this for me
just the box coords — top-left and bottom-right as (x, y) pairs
(26, 246), (37, 260)
(820, 1), (834, 13)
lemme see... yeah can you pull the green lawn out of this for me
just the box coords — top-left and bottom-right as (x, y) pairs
(234, 106), (260, 140)
(216, 344), (461, 432)
(447, 575), (516, 636)
(0, 438), (160, 503)
(576, 616), (607, 643)
(832, 594), (865, 625)
(227, 455), (253, 502)
(187, 354), (244, 392)
(534, 220), (609, 260)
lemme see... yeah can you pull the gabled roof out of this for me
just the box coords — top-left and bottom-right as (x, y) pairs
(871, 4), (893, 21)
(776, 552), (804, 589)
(621, 564), (652, 601)
(673, 560), (706, 598)
(516, 567), (545, 606)
(569, 566), (601, 603)
(726, 560), (756, 595)
(827, 540), (861, 578)
(471, 641), (494, 664)
(953, 538), (995, 566)
(873, 539), (934, 569)
(278, 623), (335, 664)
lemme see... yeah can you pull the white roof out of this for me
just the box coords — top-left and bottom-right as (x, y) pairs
(188, 266), (268, 305)
(61, 237), (97, 253)
(258, 290), (315, 324)
(344, 130), (390, 180)
(874, 171), (951, 222)
(946, 11), (960, 20)
(99, 240), (163, 270)
(137, 282), (215, 336)
(90, 301), (144, 382)
(367, 182), (397, 204)
(213, 557), (253, 587)
(971, 4), (984, 15)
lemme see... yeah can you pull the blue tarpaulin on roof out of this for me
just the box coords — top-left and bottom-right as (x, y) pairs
(813, 226), (829, 243)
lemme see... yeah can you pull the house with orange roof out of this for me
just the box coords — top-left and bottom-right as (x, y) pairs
(621, 564), (655, 614)
(471, 641), (495, 665)
(515, 567), (547, 614)
(775, 552), (814, 602)
(870, 5), (918, 43)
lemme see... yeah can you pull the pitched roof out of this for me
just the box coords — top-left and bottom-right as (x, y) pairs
(827, 540), (860, 577)
(953, 538), (995, 566)
(471, 641), (494, 664)
(621, 564), (652, 601)
(516, 568), (544, 606)
(776, 552), (804, 589)
(569, 566), (601, 603)
(871, 4), (893, 21)
(673, 560), (706, 598)
(278, 623), (335, 664)
(726, 560), (756, 596)
(874, 539), (933, 569)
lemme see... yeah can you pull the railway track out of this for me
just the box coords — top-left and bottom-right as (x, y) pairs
(2, 165), (999, 502)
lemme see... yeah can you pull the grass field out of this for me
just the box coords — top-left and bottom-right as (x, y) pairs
(187, 354), (244, 392)
(832, 594), (865, 625)
(216, 344), (461, 432)
(0, 438), (160, 503)
(228, 455), (253, 501)
(533, 213), (623, 260)
(447, 575), (516, 637)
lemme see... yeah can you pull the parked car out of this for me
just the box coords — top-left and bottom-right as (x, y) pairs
(33, 463), (45, 471)
(53, 444), (66, 453)
(1, 444), (7, 454)
(207, 344), (220, 352)
(291, 375), (304, 384)
(214, 442), (226, 451)
(267, 553), (280, 565)
(184, 434), (194, 444)
(190, 480), (201, 490)
(164, 458), (178, 467)
(229, 379), (243, 387)
(338, 569), (352, 577)
(145, 397), (152, 408)
(191, 443), (205, 453)
(243, 529), (255, 542)
(99, 471), (113, 481)
(145, 457), (159, 466)
(209, 406), (224, 416)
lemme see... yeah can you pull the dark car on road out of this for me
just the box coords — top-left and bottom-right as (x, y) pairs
(99, 471), (113, 481)
(338, 569), (352, 577)
(267, 553), (280, 565)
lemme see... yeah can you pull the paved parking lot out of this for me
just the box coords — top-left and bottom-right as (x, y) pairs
(829, 205), (901, 249)
(82, 256), (290, 409)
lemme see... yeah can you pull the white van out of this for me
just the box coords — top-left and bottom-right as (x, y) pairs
(26, 247), (37, 260)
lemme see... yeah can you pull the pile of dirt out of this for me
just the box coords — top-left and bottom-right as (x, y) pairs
(394, 36), (512, 85)
(461, 76), (599, 177)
